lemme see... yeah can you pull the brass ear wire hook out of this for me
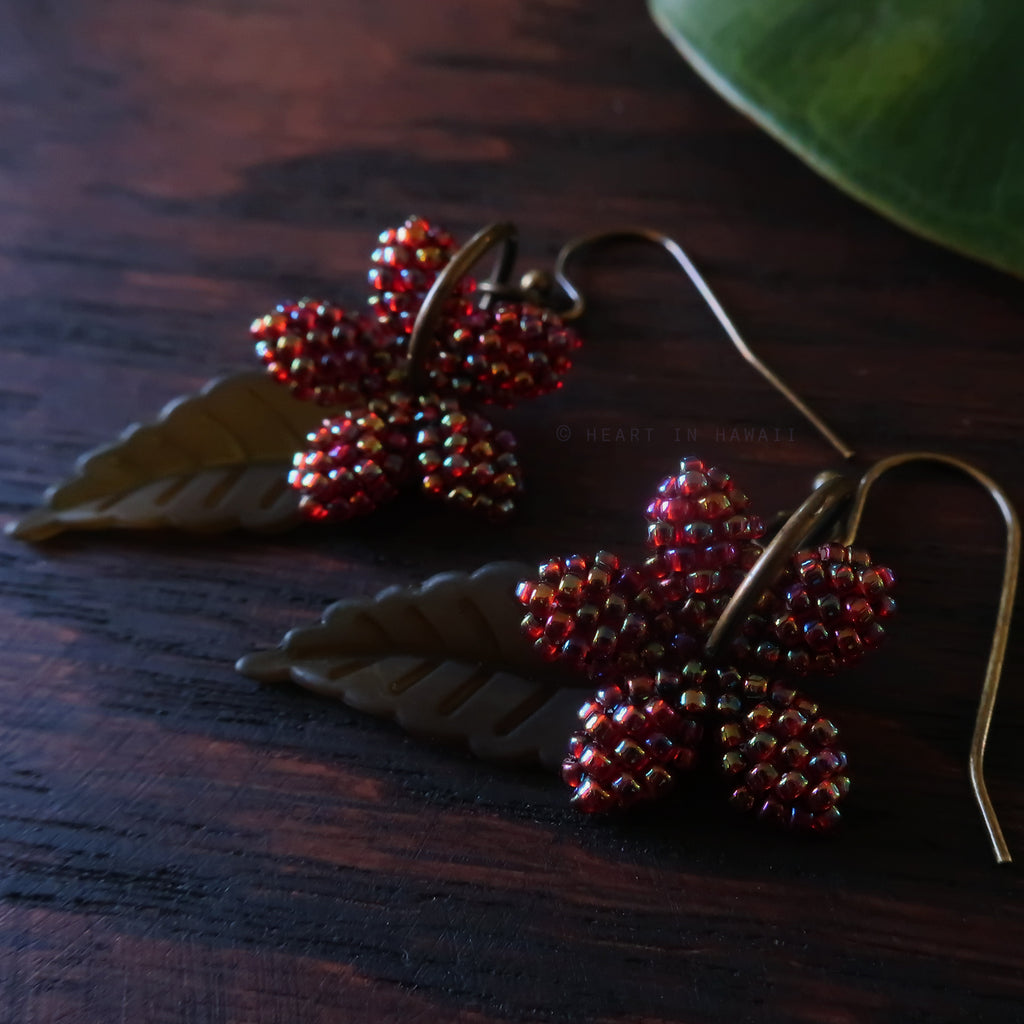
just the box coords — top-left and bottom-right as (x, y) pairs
(407, 222), (519, 392)
(705, 452), (1019, 862)
(550, 229), (857, 462)
(834, 452), (1020, 865)
(446, 224), (855, 460)
(704, 470), (857, 659)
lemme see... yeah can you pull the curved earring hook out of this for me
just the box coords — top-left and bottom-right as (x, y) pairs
(407, 222), (519, 392)
(838, 452), (1020, 864)
(552, 229), (856, 462)
(704, 470), (857, 658)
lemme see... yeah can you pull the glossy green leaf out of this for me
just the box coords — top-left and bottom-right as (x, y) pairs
(649, 0), (1024, 276)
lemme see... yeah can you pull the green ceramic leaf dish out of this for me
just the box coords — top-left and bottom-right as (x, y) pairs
(649, 0), (1024, 276)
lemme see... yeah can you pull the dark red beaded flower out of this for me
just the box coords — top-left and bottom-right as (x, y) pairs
(517, 456), (893, 833)
(252, 216), (582, 523)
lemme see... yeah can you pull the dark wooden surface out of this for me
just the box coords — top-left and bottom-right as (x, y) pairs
(2, 2), (1023, 1021)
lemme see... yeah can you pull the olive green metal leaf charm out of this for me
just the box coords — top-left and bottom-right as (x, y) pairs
(8, 373), (338, 541)
(649, 0), (1024, 276)
(236, 562), (585, 769)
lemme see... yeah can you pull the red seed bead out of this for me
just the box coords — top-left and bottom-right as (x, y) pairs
(775, 771), (809, 802)
(594, 683), (626, 709)
(729, 786), (757, 814)
(586, 714), (618, 749)
(746, 762), (780, 793)
(807, 748), (847, 780)
(808, 806), (842, 832)
(720, 722), (743, 749)
(614, 737), (647, 768)
(776, 708), (808, 739)
(612, 703), (647, 734)
(561, 758), (584, 788)
(807, 781), (841, 813)
(578, 745), (617, 784)
(745, 730), (778, 762)
(626, 676), (656, 703)
(571, 777), (615, 814)
(780, 740), (811, 769)
(610, 774), (645, 807)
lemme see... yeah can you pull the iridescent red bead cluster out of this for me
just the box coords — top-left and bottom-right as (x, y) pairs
(254, 216), (582, 522)
(518, 552), (669, 679)
(288, 392), (522, 522)
(422, 303), (579, 406)
(516, 457), (895, 833)
(367, 218), (462, 337)
(253, 302), (403, 408)
(728, 542), (897, 678)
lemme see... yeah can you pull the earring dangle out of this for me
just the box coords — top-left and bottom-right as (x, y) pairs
(515, 462), (887, 835)
(8, 215), (584, 542)
(253, 217), (583, 524)
(509, 230), (1018, 861)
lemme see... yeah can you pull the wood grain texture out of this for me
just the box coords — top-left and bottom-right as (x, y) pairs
(0, 1), (1022, 1022)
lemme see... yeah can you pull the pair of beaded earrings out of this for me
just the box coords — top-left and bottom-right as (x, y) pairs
(12, 216), (1018, 864)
